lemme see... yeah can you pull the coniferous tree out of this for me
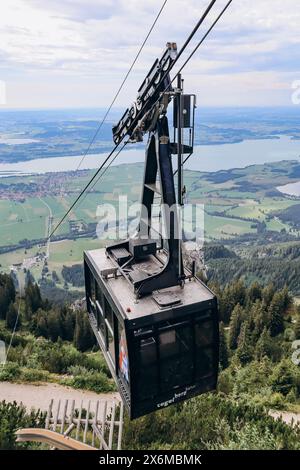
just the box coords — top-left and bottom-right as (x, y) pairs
(24, 281), (43, 320)
(0, 274), (16, 320)
(218, 280), (247, 324)
(47, 311), (62, 342)
(228, 304), (244, 350)
(248, 281), (262, 304)
(231, 279), (247, 307)
(74, 311), (95, 352)
(74, 311), (84, 351)
(218, 285), (233, 324)
(5, 302), (19, 331)
(255, 327), (271, 360)
(252, 300), (268, 338)
(262, 283), (275, 308)
(0, 287), (9, 320)
(269, 292), (284, 337)
(10, 270), (19, 290)
(25, 270), (35, 288)
(270, 358), (299, 396)
(83, 313), (96, 350)
(61, 306), (75, 342)
(237, 320), (253, 365)
(32, 309), (48, 338)
(6, 276), (15, 304)
(281, 286), (292, 312)
(219, 322), (229, 369)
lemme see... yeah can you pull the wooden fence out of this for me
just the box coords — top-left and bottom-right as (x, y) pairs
(44, 398), (124, 450)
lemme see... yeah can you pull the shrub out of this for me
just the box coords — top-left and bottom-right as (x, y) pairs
(63, 369), (114, 394)
(0, 401), (45, 449)
(0, 362), (21, 381)
(20, 368), (50, 383)
(211, 423), (279, 450)
(267, 392), (286, 409)
(123, 394), (300, 450)
(269, 358), (300, 396)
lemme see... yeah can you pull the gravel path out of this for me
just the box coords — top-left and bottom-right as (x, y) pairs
(270, 410), (300, 427)
(0, 381), (120, 414)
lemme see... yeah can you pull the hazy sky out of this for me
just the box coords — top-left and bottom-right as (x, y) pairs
(0, 0), (299, 109)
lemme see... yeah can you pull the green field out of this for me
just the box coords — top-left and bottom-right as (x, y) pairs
(0, 237), (105, 286)
(204, 213), (257, 240)
(1, 160), (300, 281)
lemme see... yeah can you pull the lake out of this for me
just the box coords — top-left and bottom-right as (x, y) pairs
(277, 181), (300, 197)
(0, 135), (299, 178)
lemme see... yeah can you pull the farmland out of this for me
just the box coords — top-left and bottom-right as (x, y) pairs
(0, 159), (300, 288)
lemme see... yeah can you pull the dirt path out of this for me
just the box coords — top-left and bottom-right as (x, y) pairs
(0, 381), (120, 414)
(270, 410), (300, 427)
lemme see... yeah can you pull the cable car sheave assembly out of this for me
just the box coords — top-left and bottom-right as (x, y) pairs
(84, 43), (219, 419)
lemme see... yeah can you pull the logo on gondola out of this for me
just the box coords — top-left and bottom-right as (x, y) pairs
(119, 332), (129, 382)
(157, 385), (196, 409)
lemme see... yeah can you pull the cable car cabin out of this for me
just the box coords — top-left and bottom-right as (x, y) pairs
(84, 248), (218, 420)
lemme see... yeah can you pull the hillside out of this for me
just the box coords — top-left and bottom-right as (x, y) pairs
(1, 107), (300, 163)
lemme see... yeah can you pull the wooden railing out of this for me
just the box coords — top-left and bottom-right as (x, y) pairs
(17, 398), (124, 451)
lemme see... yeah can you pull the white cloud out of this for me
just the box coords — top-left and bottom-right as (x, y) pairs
(0, 0), (299, 107)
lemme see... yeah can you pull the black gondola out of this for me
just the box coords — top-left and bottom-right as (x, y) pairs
(84, 43), (219, 419)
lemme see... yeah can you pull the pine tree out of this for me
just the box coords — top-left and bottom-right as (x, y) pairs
(74, 312), (84, 351)
(248, 281), (262, 304)
(74, 311), (94, 352)
(219, 322), (229, 369)
(262, 283), (275, 307)
(269, 292), (284, 337)
(270, 358), (298, 396)
(61, 306), (75, 342)
(218, 280), (246, 324)
(255, 327), (271, 360)
(47, 311), (62, 342)
(33, 309), (48, 338)
(251, 300), (268, 338)
(67, 310), (76, 341)
(0, 287), (8, 320)
(0, 274), (16, 320)
(10, 270), (19, 290)
(31, 284), (42, 312)
(280, 286), (292, 312)
(230, 279), (247, 307)
(228, 304), (244, 350)
(25, 270), (35, 288)
(236, 320), (253, 365)
(6, 302), (19, 331)
(83, 313), (96, 350)
(24, 281), (42, 320)
(218, 285), (233, 324)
